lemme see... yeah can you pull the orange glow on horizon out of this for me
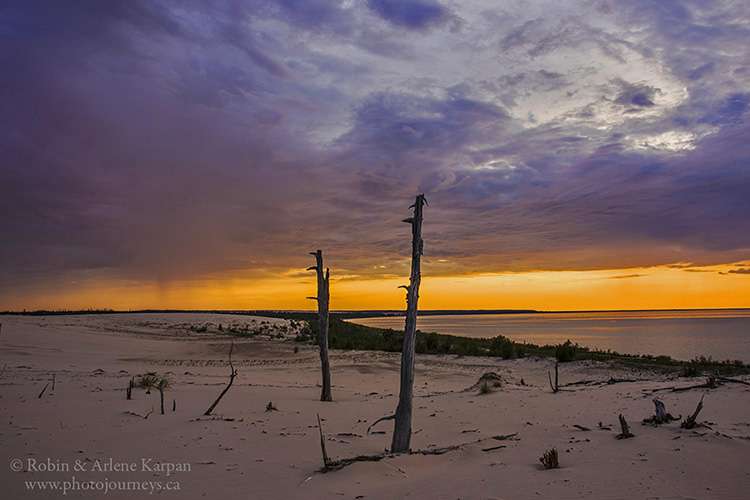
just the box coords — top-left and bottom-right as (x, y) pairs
(2, 263), (749, 312)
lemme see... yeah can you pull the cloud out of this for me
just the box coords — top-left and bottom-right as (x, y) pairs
(614, 82), (659, 108)
(366, 0), (450, 30)
(727, 268), (750, 275)
(1, 0), (749, 303)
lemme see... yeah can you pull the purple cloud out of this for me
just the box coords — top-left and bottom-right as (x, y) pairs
(366, 0), (449, 30)
(1, 0), (749, 305)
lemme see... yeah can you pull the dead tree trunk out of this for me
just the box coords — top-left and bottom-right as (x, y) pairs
(204, 340), (237, 415)
(391, 194), (427, 454)
(308, 250), (332, 402)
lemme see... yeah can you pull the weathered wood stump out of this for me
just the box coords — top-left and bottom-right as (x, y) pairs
(643, 398), (679, 425)
(616, 414), (635, 439)
(681, 395), (705, 429)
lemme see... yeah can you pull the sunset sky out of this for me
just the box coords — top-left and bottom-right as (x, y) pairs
(2, 0), (749, 312)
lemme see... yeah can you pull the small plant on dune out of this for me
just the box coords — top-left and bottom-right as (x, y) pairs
(135, 374), (171, 394)
(540, 448), (560, 469)
(479, 380), (492, 394)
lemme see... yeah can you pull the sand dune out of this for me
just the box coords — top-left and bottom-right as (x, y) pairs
(1, 313), (748, 499)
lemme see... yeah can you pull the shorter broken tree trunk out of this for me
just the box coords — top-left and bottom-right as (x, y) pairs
(616, 414), (635, 439)
(159, 379), (166, 415)
(540, 448), (559, 469)
(681, 395), (705, 429)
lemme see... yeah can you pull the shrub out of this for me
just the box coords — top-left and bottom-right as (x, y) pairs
(490, 335), (517, 359)
(555, 340), (578, 362)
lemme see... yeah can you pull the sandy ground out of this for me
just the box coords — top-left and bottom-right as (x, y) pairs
(1, 313), (749, 499)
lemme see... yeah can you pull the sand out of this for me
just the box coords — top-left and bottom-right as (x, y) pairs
(1, 313), (749, 499)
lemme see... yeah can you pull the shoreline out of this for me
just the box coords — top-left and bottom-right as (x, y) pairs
(4, 307), (750, 316)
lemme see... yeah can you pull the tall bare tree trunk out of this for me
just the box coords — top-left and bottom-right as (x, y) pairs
(391, 194), (427, 453)
(309, 250), (332, 402)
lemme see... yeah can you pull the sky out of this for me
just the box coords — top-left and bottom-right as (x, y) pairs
(1, 0), (749, 312)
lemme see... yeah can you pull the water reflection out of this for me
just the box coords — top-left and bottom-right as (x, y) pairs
(350, 310), (750, 362)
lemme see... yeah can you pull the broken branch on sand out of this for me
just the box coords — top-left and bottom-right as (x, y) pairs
(318, 433), (518, 473)
(317, 413), (330, 467)
(367, 413), (395, 434)
(681, 395), (705, 429)
(548, 361), (559, 393)
(204, 340), (237, 416)
(672, 376), (720, 392)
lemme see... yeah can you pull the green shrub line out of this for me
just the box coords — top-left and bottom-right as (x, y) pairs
(287, 315), (748, 377)
(5, 309), (746, 376)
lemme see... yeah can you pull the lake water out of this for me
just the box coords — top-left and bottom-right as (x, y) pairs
(349, 310), (750, 363)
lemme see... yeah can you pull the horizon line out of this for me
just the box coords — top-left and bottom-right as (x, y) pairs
(3, 307), (750, 315)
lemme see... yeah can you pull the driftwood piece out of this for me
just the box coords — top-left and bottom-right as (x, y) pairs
(540, 448), (559, 469)
(124, 407), (154, 419)
(717, 376), (750, 386)
(643, 398), (680, 425)
(548, 362), (559, 393)
(573, 424), (591, 431)
(616, 414), (635, 439)
(38, 383), (49, 398)
(204, 340), (237, 416)
(561, 377), (639, 389)
(319, 433), (515, 473)
(126, 377), (134, 400)
(482, 444), (507, 452)
(672, 376), (722, 392)
(391, 194), (427, 454)
(681, 395), (705, 429)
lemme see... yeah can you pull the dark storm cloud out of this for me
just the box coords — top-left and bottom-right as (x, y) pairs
(614, 81), (659, 108)
(1, 0), (749, 302)
(366, 0), (450, 30)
